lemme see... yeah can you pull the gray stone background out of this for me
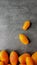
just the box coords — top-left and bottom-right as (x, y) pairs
(0, 0), (37, 54)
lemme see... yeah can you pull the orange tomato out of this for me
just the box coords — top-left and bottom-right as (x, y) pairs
(0, 50), (9, 64)
(19, 53), (30, 64)
(26, 57), (34, 65)
(22, 20), (30, 30)
(32, 52), (37, 65)
(19, 34), (29, 45)
(10, 51), (18, 65)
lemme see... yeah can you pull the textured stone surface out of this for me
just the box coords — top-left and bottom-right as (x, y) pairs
(0, 0), (37, 54)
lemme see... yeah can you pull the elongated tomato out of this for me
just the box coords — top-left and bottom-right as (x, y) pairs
(19, 34), (29, 45)
(10, 51), (18, 65)
(19, 53), (30, 63)
(32, 52), (37, 65)
(26, 57), (34, 65)
(22, 20), (30, 30)
(0, 50), (9, 64)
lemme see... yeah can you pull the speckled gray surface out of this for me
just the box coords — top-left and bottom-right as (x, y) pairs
(0, 0), (37, 54)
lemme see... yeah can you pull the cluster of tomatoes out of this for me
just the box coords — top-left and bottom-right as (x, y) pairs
(0, 50), (37, 65)
(0, 21), (36, 65)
